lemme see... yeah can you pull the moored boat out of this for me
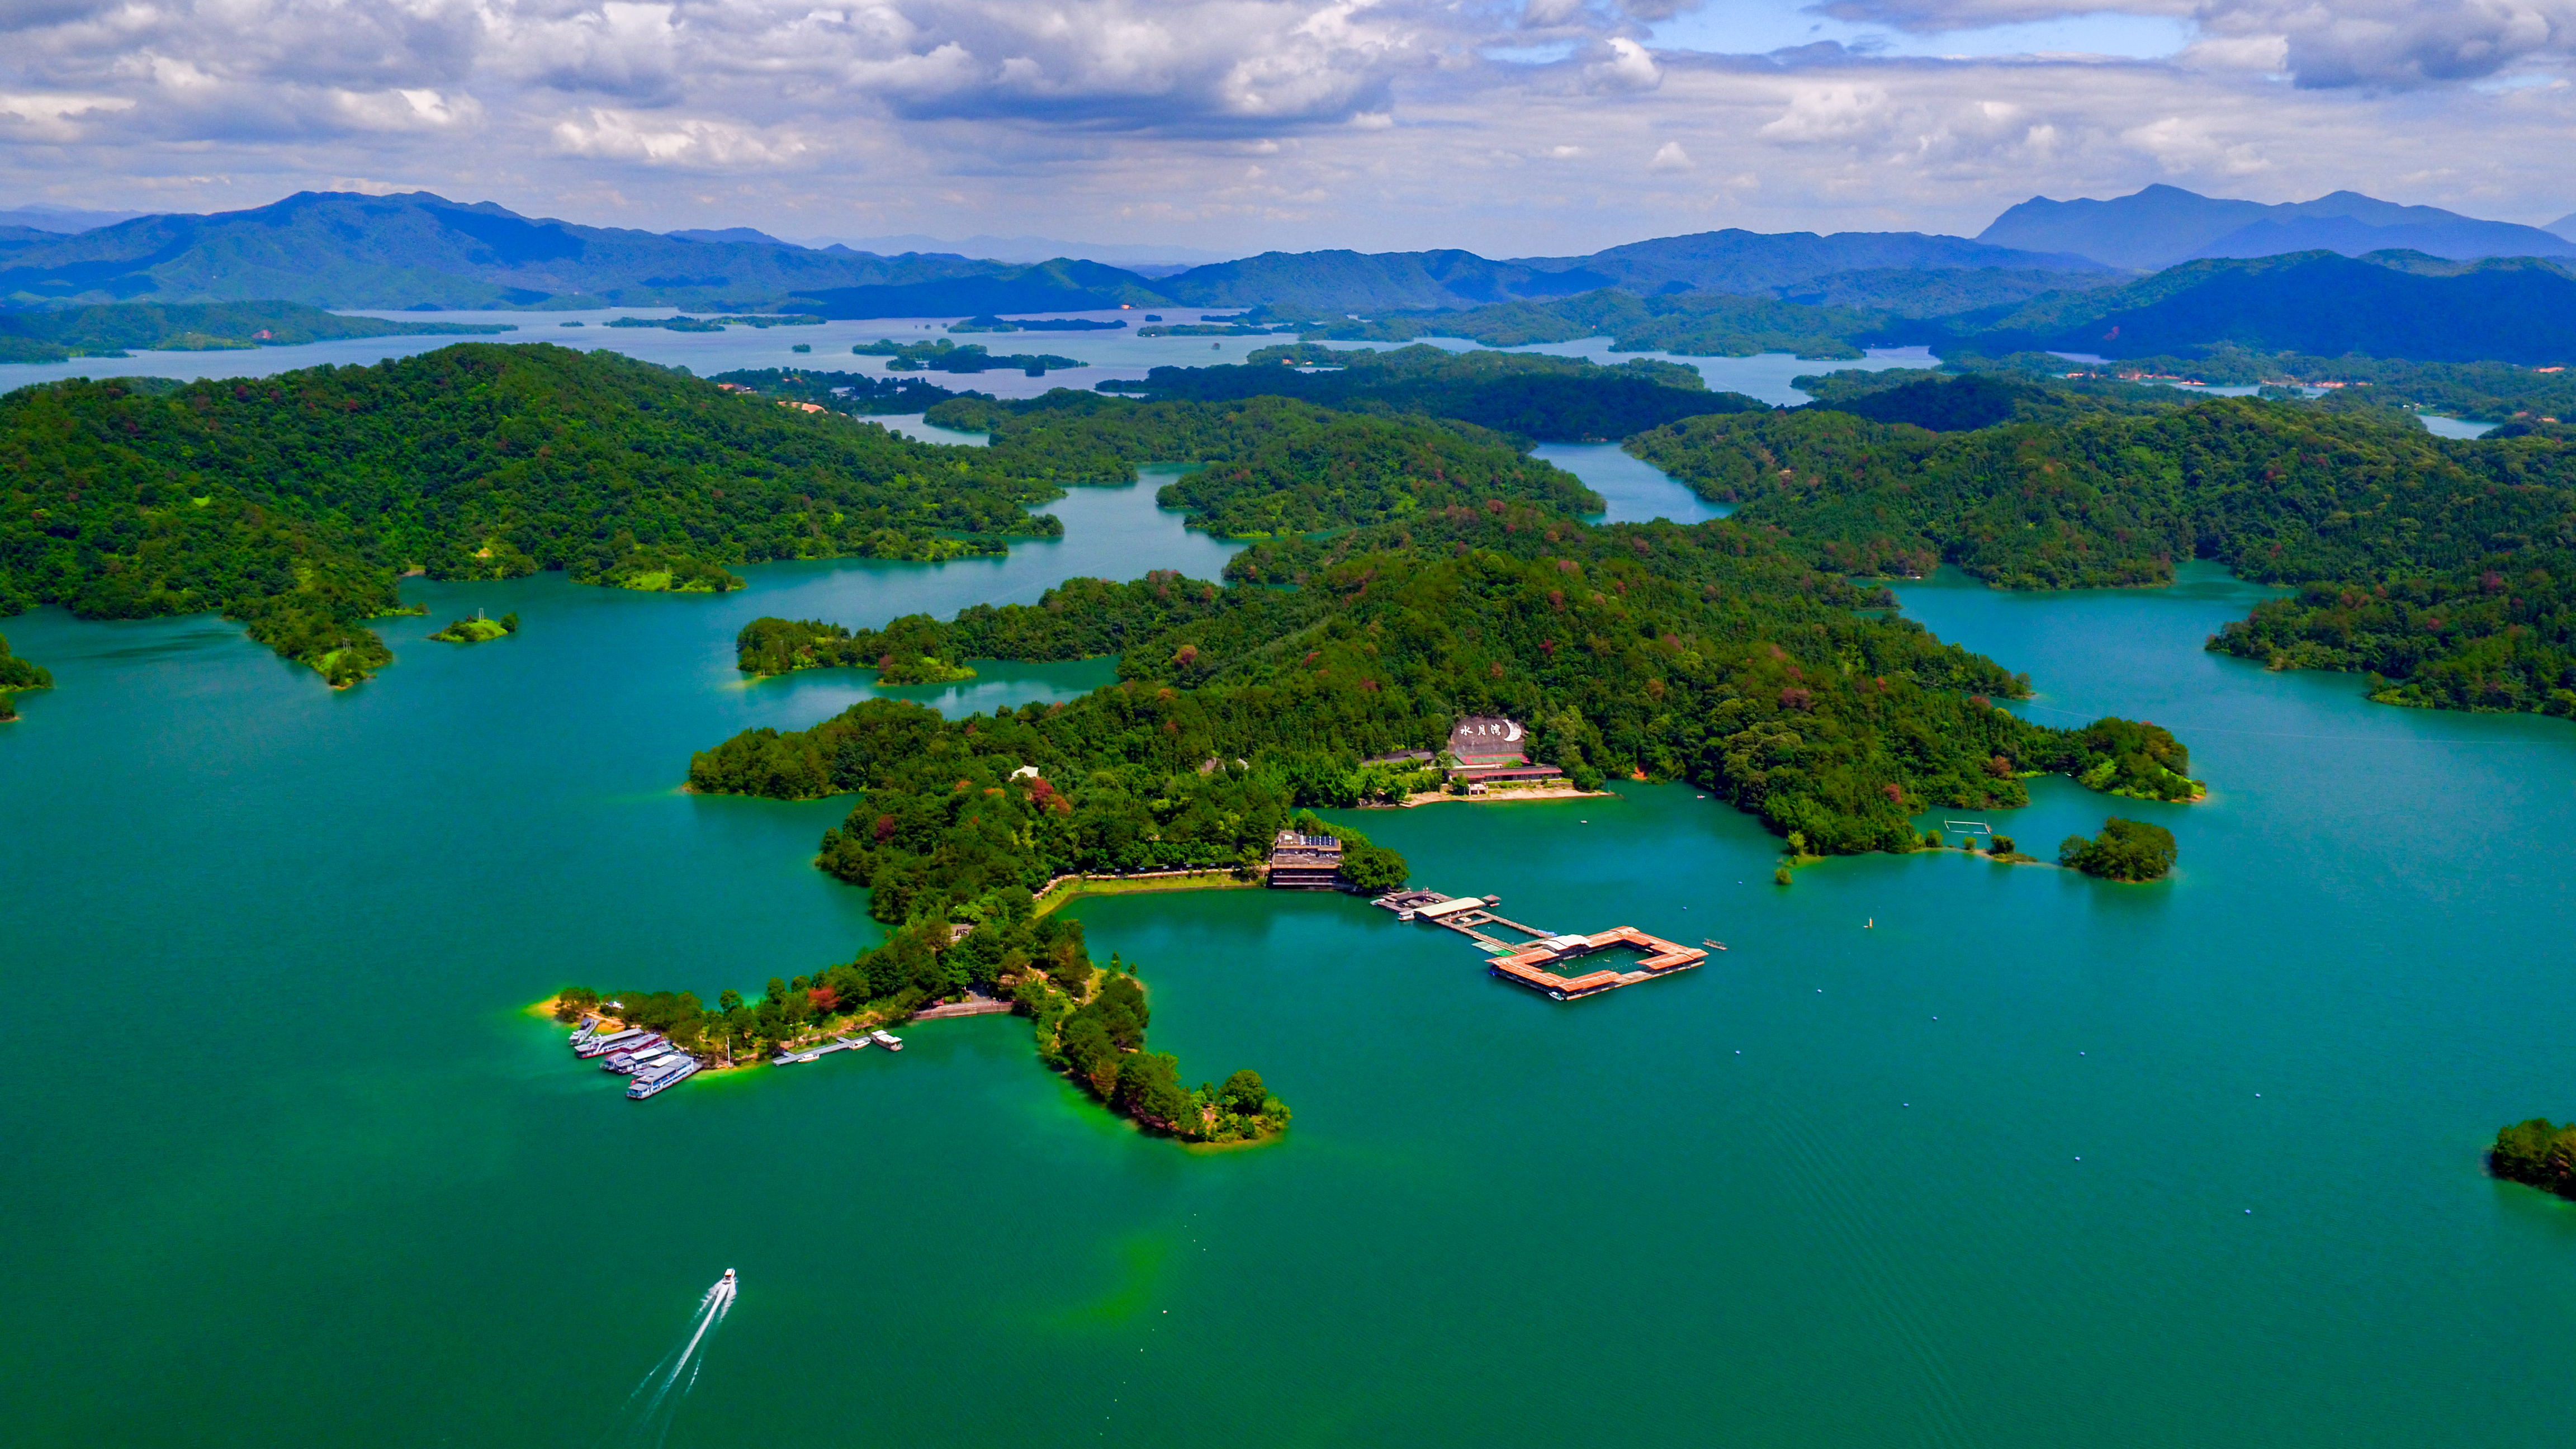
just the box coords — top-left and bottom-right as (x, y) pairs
(870, 1029), (904, 1051)
(610, 1043), (679, 1073)
(627, 1055), (699, 1099)
(576, 1027), (651, 1058)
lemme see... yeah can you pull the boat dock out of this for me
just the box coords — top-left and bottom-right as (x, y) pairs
(1370, 890), (1710, 1001)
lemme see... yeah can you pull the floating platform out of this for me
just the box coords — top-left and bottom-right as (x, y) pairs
(1486, 927), (1708, 1001)
(1374, 889), (1708, 1001)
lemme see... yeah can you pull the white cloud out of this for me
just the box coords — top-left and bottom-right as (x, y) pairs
(0, 0), (2572, 257)
(552, 107), (808, 166)
(1584, 36), (1663, 91)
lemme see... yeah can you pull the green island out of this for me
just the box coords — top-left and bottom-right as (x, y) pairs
(427, 610), (517, 643)
(605, 314), (823, 332)
(947, 314), (1129, 333)
(2491, 1119), (2576, 1199)
(2058, 817), (2179, 881)
(852, 338), (1085, 374)
(0, 343), (1079, 685)
(706, 368), (965, 415)
(1627, 376), (2576, 716)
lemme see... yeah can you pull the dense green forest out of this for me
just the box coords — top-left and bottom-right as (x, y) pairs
(1095, 343), (1762, 442)
(1304, 288), (1881, 359)
(707, 367), (964, 414)
(554, 907), (1290, 1143)
(0, 343), (1074, 683)
(851, 338), (1083, 373)
(2059, 817), (2179, 880)
(1627, 386), (2576, 713)
(735, 571), (1274, 679)
(1793, 371), (2182, 432)
(693, 501), (2197, 879)
(0, 300), (510, 363)
(0, 631), (50, 690)
(922, 391), (1602, 536)
(2491, 1118), (2576, 1197)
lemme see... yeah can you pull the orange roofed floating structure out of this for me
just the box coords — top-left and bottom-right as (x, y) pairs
(1487, 927), (1707, 1001)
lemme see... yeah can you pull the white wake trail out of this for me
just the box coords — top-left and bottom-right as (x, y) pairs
(595, 1273), (736, 1449)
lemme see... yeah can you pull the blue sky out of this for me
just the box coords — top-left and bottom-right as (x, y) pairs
(0, 0), (2568, 253)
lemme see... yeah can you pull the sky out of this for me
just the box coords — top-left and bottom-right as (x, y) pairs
(2, 0), (2572, 256)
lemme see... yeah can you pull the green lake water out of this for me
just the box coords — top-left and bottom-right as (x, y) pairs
(8, 470), (2576, 1447)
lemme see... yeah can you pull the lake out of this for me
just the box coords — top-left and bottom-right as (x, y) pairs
(7, 474), (2576, 1447)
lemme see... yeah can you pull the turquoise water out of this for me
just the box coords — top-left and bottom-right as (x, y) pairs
(1536, 442), (1729, 525)
(10, 490), (2576, 1445)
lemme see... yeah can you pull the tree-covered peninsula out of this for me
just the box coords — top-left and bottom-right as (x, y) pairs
(695, 500), (2197, 864)
(0, 343), (1074, 685)
(1627, 387), (2576, 715)
(1095, 343), (1764, 443)
(553, 906), (1290, 1144)
(0, 630), (49, 718)
(923, 391), (1603, 536)
(0, 300), (512, 364)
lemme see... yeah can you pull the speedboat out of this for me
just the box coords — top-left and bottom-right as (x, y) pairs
(721, 1269), (737, 1289)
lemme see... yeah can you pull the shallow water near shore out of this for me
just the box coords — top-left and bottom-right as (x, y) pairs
(8, 491), (2576, 1446)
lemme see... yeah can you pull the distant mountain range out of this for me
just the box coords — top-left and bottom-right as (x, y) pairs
(0, 188), (2113, 316)
(0, 204), (146, 235)
(1941, 250), (2576, 365)
(1980, 184), (2576, 270)
(798, 233), (1240, 269)
(10, 186), (2576, 371)
(0, 192), (1024, 311)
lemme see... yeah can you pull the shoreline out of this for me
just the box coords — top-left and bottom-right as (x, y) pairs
(1396, 785), (1613, 808)
(1034, 868), (1260, 916)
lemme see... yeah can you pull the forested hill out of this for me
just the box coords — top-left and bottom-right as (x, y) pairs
(0, 343), (1066, 684)
(923, 391), (1604, 536)
(1944, 252), (2576, 364)
(1626, 390), (2576, 714)
(1097, 343), (1763, 442)
(694, 502), (2200, 868)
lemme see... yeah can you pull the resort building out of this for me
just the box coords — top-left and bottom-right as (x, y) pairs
(1267, 830), (1346, 889)
(1445, 715), (1565, 788)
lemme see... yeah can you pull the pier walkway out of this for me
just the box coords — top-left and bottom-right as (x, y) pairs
(1369, 892), (1710, 1001)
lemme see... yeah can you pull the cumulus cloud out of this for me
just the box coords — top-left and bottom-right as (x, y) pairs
(1817, 0), (2576, 90)
(2201, 0), (2576, 89)
(1584, 36), (1663, 91)
(0, 0), (2571, 259)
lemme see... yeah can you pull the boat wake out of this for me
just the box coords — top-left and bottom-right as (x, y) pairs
(597, 1271), (736, 1449)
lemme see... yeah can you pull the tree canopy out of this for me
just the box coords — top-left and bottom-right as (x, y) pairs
(0, 343), (1068, 683)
